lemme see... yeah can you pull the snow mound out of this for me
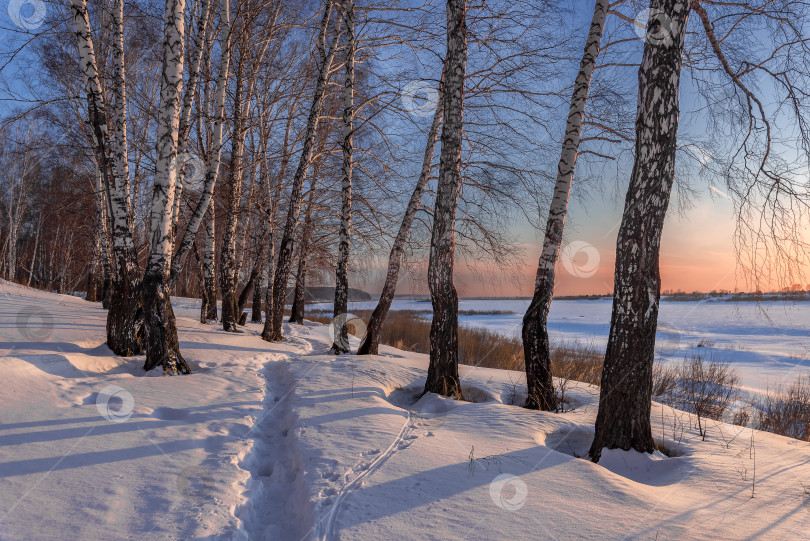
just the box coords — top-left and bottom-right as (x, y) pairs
(596, 448), (689, 486)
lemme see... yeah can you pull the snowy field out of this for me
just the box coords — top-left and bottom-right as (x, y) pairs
(3, 281), (810, 539)
(310, 297), (810, 393)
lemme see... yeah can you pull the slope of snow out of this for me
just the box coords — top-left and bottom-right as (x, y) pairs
(2, 281), (810, 539)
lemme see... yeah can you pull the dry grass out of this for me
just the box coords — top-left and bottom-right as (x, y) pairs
(758, 376), (810, 441)
(307, 309), (602, 385)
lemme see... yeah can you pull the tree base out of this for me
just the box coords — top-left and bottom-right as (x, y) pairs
(142, 274), (191, 375)
(106, 276), (142, 356)
(522, 303), (557, 412)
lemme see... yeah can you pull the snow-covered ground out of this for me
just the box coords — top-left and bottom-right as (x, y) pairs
(2, 282), (810, 539)
(309, 297), (810, 393)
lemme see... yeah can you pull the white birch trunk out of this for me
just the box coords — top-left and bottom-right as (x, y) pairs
(169, 0), (230, 284)
(172, 0), (213, 234)
(424, 0), (466, 398)
(522, 0), (608, 411)
(142, 0), (191, 374)
(72, 0), (141, 355)
(330, 0), (355, 354)
(267, 0), (338, 341)
(589, 0), (690, 461)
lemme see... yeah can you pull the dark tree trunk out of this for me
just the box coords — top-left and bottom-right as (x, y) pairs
(237, 249), (263, 316)
(288, 181), (317, 325)
(200, 199), (217, 322)
(268, 1), (337, 341)
(101, 262), (111, 309)
(219, 43), (246, 333)
(424, 0), (466, 399)
(522, 0), (608, 411)
(357, 68), (444, 356)
(85, 259), (98, 302)
(107, 265), (142, 356)
(142, 274), (191, 374)
(589, 0), (689, 463)
(289, 257), (307, 325)
(251, 268), (264, 322)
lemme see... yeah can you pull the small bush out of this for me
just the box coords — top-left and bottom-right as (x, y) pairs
(758, 376), (810, 441)
(655, 351), (740, 440)
(652, 360), (678, 398)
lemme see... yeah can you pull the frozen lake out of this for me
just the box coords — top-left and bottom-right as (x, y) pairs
(310, 297), (810, 392)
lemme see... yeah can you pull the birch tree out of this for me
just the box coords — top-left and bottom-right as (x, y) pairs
(330, 0), (355, 354)
(170, 0), (231, 286)
(141, 0), (192, 374)
(219, 34), (248, 332)
(357, 68), (444, 356)
(424, 0), (466, 398)
(266, 0), (338, 342)
(589, 0), (810, 460)
(522, 0), (610, 411)
(171, 0), (213, 237)
(200, 199), (217, 321)
(588, 0), (690, 460)
(71, 0), (142, 356)
(260, 104), (298, 340)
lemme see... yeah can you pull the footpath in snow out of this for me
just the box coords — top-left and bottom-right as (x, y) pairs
(2, 281), (810, 540)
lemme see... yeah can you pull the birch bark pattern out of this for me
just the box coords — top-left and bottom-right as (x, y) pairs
(260, 113), (294, 340)
(331, 0), (355, 354)
(424, 0), (466, 398)
(522, 0), (608, 411)
(201, 199), (217, 322)
(357, 69), (444, 356)
(268, 0), (337, 341)
(172, 0), (212, 236)
(170, 0), (231, 285)
(588, 0), (689, 461)
(142, 0), (191, 374)
(72, 0), (141, 355)
(219, 45), (247, 332)
(289, 178), (319, 325)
